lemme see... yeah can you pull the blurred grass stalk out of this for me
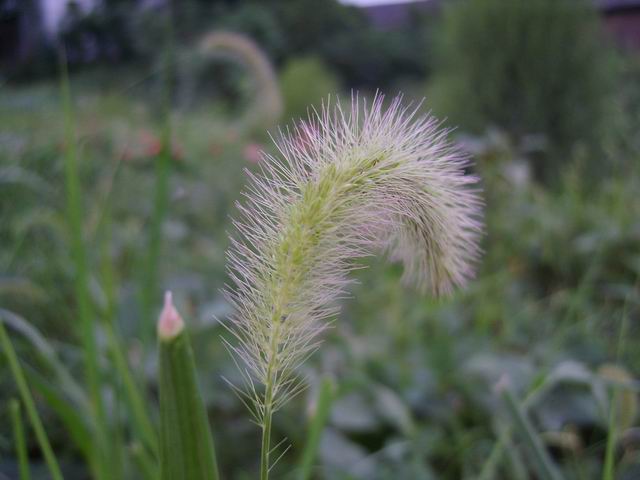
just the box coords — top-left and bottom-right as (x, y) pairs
(158, 292), (220, 480)
(297, 377), (335, 480)
(139, 5), (174, 343)
(0, 322), (63, 480)
(59, 47), (111, 479)
(10, 399), (31, 480)
(602, 296), (631, 480)
(97, 159), (159, 459)
(498, 378), (564, 480)
(59, 48), (158, 477)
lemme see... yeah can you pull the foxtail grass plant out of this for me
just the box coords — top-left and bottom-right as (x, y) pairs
(224, 94), (483, 479)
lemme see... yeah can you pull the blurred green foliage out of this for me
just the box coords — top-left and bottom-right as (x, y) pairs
(279, 57), (340, 121)
(213, 0), (430, 88)
(429, 0), (614, 162)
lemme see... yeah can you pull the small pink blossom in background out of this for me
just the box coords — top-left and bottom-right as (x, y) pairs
(121, 129), (184, 163)
(242, 142), (264, 164)
(139, 129), (162, 157)
(171, 142), (185, 161)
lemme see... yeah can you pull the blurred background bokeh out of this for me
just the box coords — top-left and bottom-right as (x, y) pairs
(1, 0), (639, 478)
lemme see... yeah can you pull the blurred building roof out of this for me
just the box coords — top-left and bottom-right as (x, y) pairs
(597, 0), (640, 50)
(596, 0), (640, 12)
(356, 0), (441, 29)
(354, 0), (640, 24)
(354, 0), (640, 50)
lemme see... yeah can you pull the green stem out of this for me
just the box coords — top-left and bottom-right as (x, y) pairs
(500, 383), (564, 480)
(140, 6), (173, 343)
(602, 296), (631, 480)
(10, 399), (31, 480)
(602, 389), (618, 480)
(0, 323), (63, 480)
(97, 165), (158, 458)
(261, 400), (274, 480)
(132, 442), (159, 480)
(59, 48), (109, 479)
(105, 321), (158, 455)
(298, 377), (335, 480)
(261, 316), (284, 480)
(477, 425), (509, 480)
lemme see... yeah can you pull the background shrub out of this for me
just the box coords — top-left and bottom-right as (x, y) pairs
(279, 56), (340, 121)
(430, 0), (614, 157)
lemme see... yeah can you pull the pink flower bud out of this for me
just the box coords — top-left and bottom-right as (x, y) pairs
(157, 291), (184, 340)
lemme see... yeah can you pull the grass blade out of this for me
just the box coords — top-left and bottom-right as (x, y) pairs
(0, 322), (63, 480)
(58, 47), (110, 478)
(132, 441), (160, 480)
(158, 292), (220, 480)
(477, 425), (509, 480)
(95, 154), (159, 458)
(0, 308), (87, 408)
(106, 321), (159, 455)
(497, 378), (564, 480)
(298, 377), (335, 480)
(503, 433), (530, 480)
(140, 7), (174, 343)
(10, 399), (31, 480)
(25, 367), (94, 466)
(602, 389), (619, 480)
(602, 296), (632, 480)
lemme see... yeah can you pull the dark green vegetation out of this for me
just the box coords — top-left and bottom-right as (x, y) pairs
(1, 0), (639, 478)
(430, 0), (614, 167)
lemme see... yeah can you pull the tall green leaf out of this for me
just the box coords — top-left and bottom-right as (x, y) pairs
(10, 399), (31, 480)
(59, 48), (110, 479)
(0, 323), (63, 480)
(498, 380), (564, 480)
(298, 377), (335, 480)
(158, 292), (219, 480)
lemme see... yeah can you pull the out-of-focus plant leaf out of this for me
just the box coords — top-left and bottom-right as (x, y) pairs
(499, 381), (564, 480)
(24, 367), (94, 464)
(598, 364), (638, 432)
(373, 385), (415, 436)
(331, 393), (379, 433)
(320, 428), (376, 479)
(0, 308), (87, 408)
(298, 377), (335, 480)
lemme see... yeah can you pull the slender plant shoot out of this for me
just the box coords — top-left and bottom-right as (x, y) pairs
(158, 292), (220, 480)
(225, 94), (483, 479)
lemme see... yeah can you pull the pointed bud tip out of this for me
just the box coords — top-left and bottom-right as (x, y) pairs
(157, 291), (184, 340)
